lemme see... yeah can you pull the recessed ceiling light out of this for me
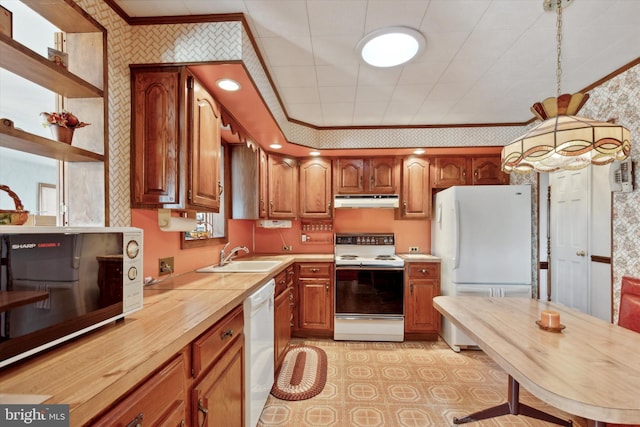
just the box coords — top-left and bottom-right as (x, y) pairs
(216, 78), (241, 91)
(357, 26), (426, 68)
(309, 151), (321, 156)
(270, 143), (282, 149)
(413, 149), (425, 155)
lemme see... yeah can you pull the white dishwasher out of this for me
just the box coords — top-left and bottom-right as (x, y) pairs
(243, 279), (275, 427)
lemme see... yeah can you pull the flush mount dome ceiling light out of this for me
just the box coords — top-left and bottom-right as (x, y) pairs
(357, 26), (426, 68)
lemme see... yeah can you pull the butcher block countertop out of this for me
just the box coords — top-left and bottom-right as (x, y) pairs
(0, 254), (331, 426)
(398, 254), (441, 262)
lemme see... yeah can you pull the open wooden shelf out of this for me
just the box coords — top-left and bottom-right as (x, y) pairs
(0, 33), (103, 99)
(0, 124), (104, 162)
(21, 0), (105, 33)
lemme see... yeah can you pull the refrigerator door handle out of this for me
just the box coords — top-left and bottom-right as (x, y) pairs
(453, 200), (460, 269)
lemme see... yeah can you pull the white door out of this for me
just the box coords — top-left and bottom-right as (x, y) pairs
(550, 169), (590, 312)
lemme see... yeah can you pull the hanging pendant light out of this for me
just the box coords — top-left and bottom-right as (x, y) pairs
(501, 0), (631, 174)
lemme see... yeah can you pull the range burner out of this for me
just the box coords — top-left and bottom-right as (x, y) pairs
(334, 233), (404, 268)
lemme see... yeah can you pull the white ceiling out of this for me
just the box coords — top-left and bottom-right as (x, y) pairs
(113, 0), (640, 128)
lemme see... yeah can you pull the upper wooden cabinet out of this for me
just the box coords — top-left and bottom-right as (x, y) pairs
(333, 157), (398, 194)
(299, 157), (332, 219)
(268, 154), (298, 219)
(471, 156), (508, 185)
(131, 66), (222, 211)
(259, 148), (269, 218)
(398, 157), (431, 219)
(431, 157), (467, 188)
(190, 80), (222, 211)
(432, 155), (507, 188)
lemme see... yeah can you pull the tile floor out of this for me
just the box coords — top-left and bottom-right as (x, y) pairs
(258, 338), (586, 427)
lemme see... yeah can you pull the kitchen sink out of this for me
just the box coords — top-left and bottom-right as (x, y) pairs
(196, 260), (281, 273)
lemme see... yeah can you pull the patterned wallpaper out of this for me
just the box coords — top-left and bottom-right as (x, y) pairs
(75, 1), (638, 314)
(581, 65), (640, 316)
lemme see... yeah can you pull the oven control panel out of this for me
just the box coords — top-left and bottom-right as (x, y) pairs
(335, 233), (395, 245)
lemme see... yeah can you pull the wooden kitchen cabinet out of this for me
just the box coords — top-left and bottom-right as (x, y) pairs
(131, 66), (222, 211)
(471, 156), (508, 185)
(398, 157), (431, 219)
(192, 306), (244, 427)
(405, 262), (441, 340)
(274, 266), (294, 370)
(431, 155), (507, 188)
(93, 349), (190, 427)
(333, 157), (398, 194)
(190, 79), (222, 211)
(431, 157), (468, 188)
(259, 148), (269, 218)
(299, 157), (332, 218)
(268, 154), (298, 219)
(295, 263), (333, 337)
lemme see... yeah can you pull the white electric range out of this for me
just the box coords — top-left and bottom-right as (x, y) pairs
(333, 233), (405, 341)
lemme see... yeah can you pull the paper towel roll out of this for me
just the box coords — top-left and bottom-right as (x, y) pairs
(158, 209), (197, 232)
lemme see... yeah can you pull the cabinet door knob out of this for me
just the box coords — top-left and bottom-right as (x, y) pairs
(410, 283), (414, 295)
(218, 181), (223, 196)
(220, 329), (234, 340)
(419, 269), (428, 273)
(310, 268), (320, 273)
(197, 398), (209, 427)
(126, 413), (144, 427)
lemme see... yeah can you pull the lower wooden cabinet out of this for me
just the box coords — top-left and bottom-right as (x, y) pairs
(274, 266), (294, 371)
(294, 262), (333, 337)
(93, 350), (189, 427)
(94, 306), (245, 427)
(405, 262), (441, 340)
(192, 334), (244, 427)
(192, 306), (244, 427)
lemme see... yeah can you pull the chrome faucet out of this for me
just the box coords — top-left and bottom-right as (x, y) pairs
(219, 243), (249, 266)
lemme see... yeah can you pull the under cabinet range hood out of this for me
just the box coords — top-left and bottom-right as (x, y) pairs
(334, 194), (400, 209)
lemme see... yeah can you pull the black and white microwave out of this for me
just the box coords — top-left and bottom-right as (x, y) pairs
(0, 226), (143, 368)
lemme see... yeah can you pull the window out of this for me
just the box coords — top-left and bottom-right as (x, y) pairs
(181, 144), (228, 247)
(0, 1), (62, 222)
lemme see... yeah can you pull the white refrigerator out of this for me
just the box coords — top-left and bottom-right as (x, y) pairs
(432, 185), (532, 352)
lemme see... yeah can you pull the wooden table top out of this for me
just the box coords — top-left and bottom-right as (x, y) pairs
(433, 296), (640, 425)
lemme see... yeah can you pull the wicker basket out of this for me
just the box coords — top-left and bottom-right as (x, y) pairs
(0, 185), (29, 225)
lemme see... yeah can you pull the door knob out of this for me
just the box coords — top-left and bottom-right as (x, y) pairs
(576, 250), (586, 257)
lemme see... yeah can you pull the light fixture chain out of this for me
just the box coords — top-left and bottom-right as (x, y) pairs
(556, 0), (563, 96)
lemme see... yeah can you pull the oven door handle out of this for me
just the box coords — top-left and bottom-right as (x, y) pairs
(335, 266), (405, 271)
(334, 316), (404, 321)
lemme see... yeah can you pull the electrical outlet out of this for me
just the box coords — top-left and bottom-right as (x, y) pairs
(159, 256), (174, 276)
(282, 245), (292, 251)
(409, 246), (420, 253)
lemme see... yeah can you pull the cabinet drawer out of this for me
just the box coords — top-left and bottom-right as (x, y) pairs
(408, 263), (439, 278)
(192, 305), (244, 378)
(298, 263), (332, 277)
(94, 351), (188, 427)
(275, 270), (288, 296)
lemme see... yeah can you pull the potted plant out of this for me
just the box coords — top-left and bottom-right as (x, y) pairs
(41, 110), (90, 144)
